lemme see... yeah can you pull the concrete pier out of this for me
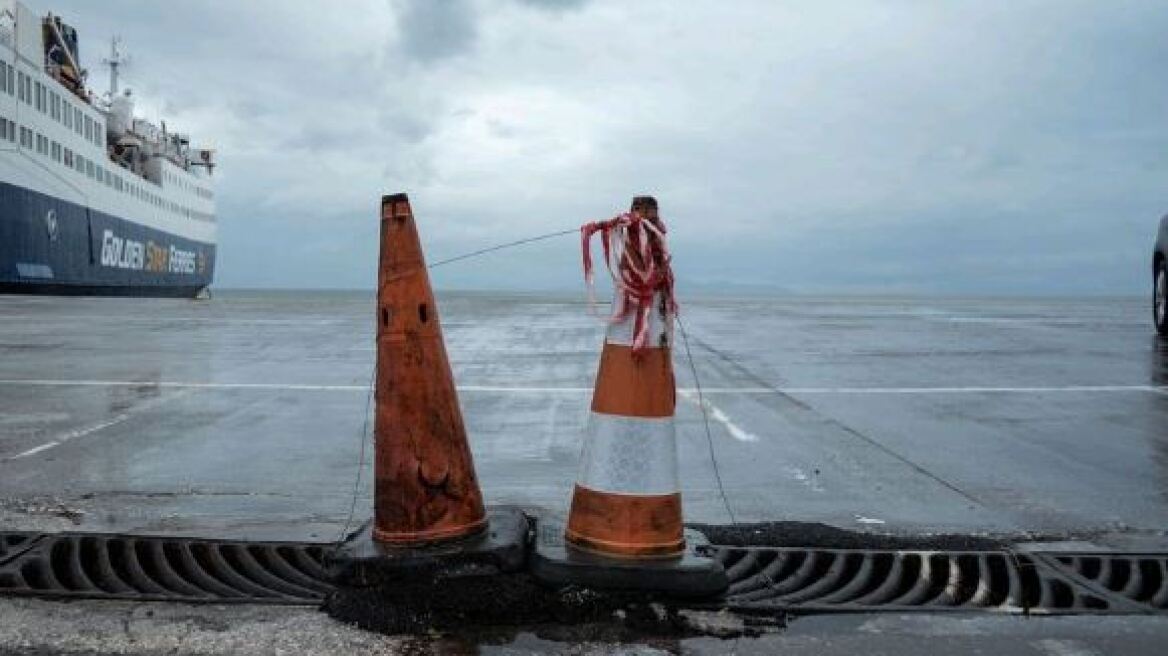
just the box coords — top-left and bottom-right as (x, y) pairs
(1, 291), (1166, 549)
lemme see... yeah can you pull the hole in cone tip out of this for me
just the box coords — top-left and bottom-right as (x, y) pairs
(380, 307), (390, 327)
(418, 303), (428, 323)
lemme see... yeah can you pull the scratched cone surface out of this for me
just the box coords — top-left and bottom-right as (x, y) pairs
(566, 196), (685, 559)
(373, 193), (486, 545)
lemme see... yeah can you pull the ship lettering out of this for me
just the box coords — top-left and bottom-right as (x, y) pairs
(145, 241), (169, 273)
(99, 230), (144, 270)
(169, 246), (196, 275)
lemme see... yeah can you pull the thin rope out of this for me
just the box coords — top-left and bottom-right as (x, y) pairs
(335, 362), (375, 546)
(335, 227), (579, 545)
(335, 226), (741, 540)
(677, 314), (738, 525)
(427, 228), (579, 269)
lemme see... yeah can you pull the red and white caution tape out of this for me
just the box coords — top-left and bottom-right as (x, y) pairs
(580, 210), (678, 354)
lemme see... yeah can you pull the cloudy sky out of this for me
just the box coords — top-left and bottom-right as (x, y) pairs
(36, 0), (1168, 294)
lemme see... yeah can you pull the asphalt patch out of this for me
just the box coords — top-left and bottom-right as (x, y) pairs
(323, 572), (771, 639)
(688, 521), (1006, 551)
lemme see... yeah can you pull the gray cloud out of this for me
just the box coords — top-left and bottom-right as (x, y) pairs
(27, 0), (1168, 294)
(514, 0), (589, 12)
(393, 0), (478, 63)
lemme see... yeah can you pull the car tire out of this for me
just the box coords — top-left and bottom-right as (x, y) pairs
(1156, 259), (1168, 336)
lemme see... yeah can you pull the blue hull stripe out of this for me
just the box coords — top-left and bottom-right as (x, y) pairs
(0, 180), (216, 297)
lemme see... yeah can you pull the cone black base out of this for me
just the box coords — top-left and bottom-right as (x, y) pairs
(326, 507), (528, 587)
(530, 516), (728, 599)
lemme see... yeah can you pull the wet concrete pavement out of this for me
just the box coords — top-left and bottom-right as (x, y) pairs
(1, 291), (1167, 547)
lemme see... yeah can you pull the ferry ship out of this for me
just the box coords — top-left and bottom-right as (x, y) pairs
(0, 2), (215, 298)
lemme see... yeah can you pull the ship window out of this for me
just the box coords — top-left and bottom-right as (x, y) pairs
(16, 71), (24, 101)
(84, 116), (92, 141)
(74, 108), (82, 135)
(63, 148), (72, 166)
(34, 82), (43, 112)
(51, 142), (60, 162)
(0, 63), (6, 94)
(63, 103), (72, 128)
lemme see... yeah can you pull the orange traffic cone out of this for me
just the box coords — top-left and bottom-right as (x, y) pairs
(565, 196), (685, 559)
(373, 193), (487, 545)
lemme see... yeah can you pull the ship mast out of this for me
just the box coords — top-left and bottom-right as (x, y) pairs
(101, 37), (126, 99)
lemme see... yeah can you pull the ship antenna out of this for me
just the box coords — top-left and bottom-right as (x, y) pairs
(101, 37), (128, 99)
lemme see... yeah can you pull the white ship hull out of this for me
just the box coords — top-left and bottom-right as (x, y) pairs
(0, 0), (216, 297)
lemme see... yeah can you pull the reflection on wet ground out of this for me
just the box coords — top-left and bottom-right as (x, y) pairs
(1, 291), (1166, 548)
(1150, 335), (1168, 386)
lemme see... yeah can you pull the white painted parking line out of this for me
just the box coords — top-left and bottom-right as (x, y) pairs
(8, 441), (60, 459)
(678, 389), (760, 442)
(1, 389), (194, 462)
(0, 379), (1164, 395)
(937, 317), (1140, 325)
(778, 385), (1168, 394)
(0, 315), (347, 325)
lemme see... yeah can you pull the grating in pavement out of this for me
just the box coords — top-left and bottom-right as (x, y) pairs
(0, 532), (37, 564)
(1, 531), (1165, 615)
(0, 533), (331, 605)
(712, 547), (1116, 613)
(1034, 553), (1168, 611)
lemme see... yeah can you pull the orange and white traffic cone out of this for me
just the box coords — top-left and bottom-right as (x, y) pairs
(564, 196), (685, 559)
(373, 193), (487, 545)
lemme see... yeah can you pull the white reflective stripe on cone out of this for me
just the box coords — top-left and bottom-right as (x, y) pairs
(576, 412), (680, 495)
(605, 293), (674, 348)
